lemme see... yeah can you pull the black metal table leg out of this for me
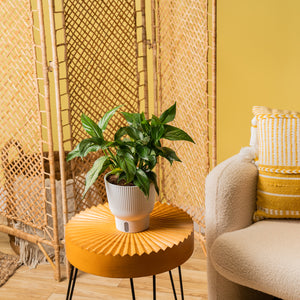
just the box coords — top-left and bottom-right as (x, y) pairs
(169, 270), (178, 300)
(130, 278), (136, 300)
(153, 275), (156, 300)
(66, 265), (78, 300)
(178, 266), (184, 300)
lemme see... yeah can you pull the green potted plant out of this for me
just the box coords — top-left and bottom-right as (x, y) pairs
(67, 103), (194, 232)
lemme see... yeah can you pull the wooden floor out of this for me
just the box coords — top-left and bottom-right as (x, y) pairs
(0, 231), (208, 299)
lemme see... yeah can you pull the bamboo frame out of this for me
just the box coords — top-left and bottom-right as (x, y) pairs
(211, 0), (217, 168)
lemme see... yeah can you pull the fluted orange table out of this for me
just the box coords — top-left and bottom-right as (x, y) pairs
(65, 202), (194, 299)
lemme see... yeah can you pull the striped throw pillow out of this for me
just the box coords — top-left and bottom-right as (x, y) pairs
(252, 106), (300, 221)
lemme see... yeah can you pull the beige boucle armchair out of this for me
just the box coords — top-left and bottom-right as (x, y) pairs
(205, 148), (300, 300)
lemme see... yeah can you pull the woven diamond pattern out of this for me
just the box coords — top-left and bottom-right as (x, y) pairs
(63, 0), (142, 211)
(0, 0), (46, 228)
(157, 0), (211, 234)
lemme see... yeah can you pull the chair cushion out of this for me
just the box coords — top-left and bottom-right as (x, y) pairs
(210, 220), (300, 299)
(251, 106), (300, 221)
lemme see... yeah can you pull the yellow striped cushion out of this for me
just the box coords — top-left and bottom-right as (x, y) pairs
(252, 106), (300, 221)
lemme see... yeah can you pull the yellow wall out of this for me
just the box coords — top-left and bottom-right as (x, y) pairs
(217, 0), (300, 163)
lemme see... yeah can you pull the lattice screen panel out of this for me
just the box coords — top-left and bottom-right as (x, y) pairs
(0, 0), (45, 228)
(155, 0), (216, 246)
(62, 0), (148, 212)
(0, 0), (62, 280)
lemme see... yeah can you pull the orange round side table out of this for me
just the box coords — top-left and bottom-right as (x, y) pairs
(65, 202), (194, 299)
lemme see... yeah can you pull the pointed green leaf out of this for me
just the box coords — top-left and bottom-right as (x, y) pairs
(98, 105), (122, 131)
(162, 125), (195, 143)
(81, 114), (103, 138)
(157, 146), (181, 165)
(151, 115), (161, 126)
(78, 138), (102, 157)
(121, 112), (141, 127)
(134, 168), (150, 196)
(66, 143), (80, 161)
(159, 103), (176, 124)
(83, 156), (110, 198)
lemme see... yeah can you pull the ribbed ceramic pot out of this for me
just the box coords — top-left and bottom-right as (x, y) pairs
(104, 173), (156, 233)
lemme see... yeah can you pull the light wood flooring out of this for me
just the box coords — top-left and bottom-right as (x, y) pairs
(0, 231), (208, 299)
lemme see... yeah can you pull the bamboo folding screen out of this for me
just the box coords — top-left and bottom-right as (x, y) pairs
(0, 0), (216, 280)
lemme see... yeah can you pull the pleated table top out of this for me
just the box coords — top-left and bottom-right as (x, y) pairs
(65, 202), (194, 278)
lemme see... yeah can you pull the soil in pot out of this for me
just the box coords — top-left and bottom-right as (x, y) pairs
(106, 174), (135, 186)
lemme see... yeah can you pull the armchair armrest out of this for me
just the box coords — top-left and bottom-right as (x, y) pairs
(205, 147), (258, 250)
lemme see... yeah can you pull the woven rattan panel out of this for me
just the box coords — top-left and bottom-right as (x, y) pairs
(0, 0), (46, 229)
(63, 0), (144, 212)
(156, 0), (212, 235)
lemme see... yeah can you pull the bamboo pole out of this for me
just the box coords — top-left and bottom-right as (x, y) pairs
(29, 0), (48, 229)
(49, 0), (73, 278)
(205, 0), (211, 175)
(141, 0), (149, 118)
(47, 0), (68, 235)
(211, 0), (217, 168)
(37, 242), (56, 271)
(0, 225), (53, 247)
(134, 1), (140, 114)
(151, 0), (158, 116)
(37, 0), (61, 282)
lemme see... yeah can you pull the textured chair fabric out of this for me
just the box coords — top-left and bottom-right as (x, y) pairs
(211, 220), (300, 299)
(205, 148), (300, 299)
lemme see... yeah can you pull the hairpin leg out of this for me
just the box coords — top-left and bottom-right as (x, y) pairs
(178, 266), (184, 300)
(130, 278), (136, 300)
(169, 270), (177, 300)
(153, 275), (156, 300)
(66, 265), (78, 300)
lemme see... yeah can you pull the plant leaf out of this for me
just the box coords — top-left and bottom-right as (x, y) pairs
(109, 168), (123, 175)
(150, 125), (164, 144)
(151, 115), (161, 126)
(148, 171), (159, 195)
(118, 172), (127, 182)
(134, 168), (150, 196)
(66, 143), (80, 161)
(136, 144), (150, 160)
(162, 125), (195, 143)
(121, 112), (141, 128)
(147, 155), (157, 169)
(81, 114), (103, 138)
(98, 105), (122, 131)
(115, 126), (143, 141)
(157, 146), (181, 165)
(78, 138), (103, 157)
(116, 152), (136, 183)
(159, 102), (176, 124)
(83, 156), (110, 198)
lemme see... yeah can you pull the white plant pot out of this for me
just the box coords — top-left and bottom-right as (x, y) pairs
(104, 173), (156, 233)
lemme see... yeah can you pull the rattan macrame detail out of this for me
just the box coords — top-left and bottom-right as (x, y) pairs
(0, 0), (45, 228)
(155, 0), (216, 250)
